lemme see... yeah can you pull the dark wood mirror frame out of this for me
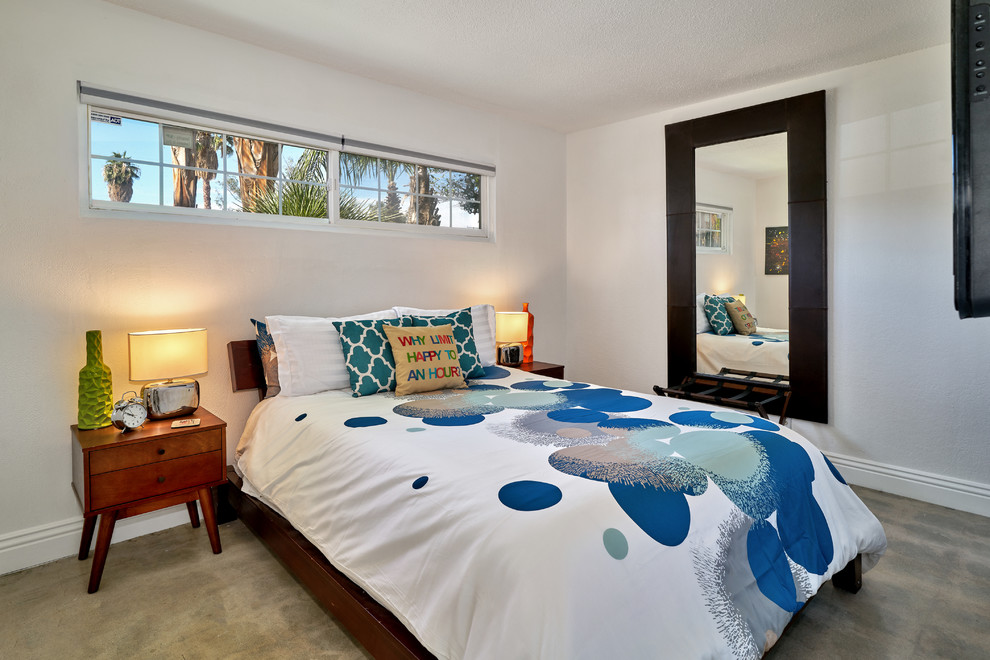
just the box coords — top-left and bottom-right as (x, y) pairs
(665, 90), (827, 423)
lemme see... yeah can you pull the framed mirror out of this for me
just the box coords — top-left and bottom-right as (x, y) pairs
(665, 91), (827, 423)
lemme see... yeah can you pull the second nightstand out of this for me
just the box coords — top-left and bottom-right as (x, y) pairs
(516, 361), (565, 379)
(71, 408), (227, 593)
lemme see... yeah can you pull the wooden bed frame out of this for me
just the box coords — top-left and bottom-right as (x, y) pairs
(224, 339), (862, 660)
(226, 340), (433, 660)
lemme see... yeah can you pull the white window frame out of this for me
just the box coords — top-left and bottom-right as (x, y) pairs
(696, 203), (732, 255)
(79, 84), (495, 241)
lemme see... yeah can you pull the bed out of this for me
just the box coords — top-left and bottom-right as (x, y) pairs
(696, 328), (790, 377)
(224, 309), (885, 659)
(694, 294), (790, 377)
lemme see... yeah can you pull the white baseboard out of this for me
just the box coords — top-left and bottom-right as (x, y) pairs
(0, 504), (197, 577)
(825, 451), (990, 518)
(3, 455), (988, 576)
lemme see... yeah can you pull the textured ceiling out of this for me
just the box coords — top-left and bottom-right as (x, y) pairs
(697, 133), (788, 180)
(105, 0), (949, 133)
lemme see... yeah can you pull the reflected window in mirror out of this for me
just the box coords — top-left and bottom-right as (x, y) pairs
(696, 204), (731, 254)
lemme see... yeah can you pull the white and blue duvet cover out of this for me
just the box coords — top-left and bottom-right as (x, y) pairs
(235, 366), (886, 659)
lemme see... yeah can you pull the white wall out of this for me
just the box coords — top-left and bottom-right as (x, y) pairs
(0, 0), (566, 572)
(567, 45), (990, 515)
(754, 174), (789, 328)
(695, 167), (757, 302)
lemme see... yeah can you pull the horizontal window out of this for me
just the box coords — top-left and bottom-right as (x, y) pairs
(83, 86), (494, 238)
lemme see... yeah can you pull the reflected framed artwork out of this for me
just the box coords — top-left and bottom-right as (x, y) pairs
(765, 226), (789, 275)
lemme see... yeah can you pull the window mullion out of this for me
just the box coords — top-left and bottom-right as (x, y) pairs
(158, 123), (164, 206)
(330, 150), (341, 225)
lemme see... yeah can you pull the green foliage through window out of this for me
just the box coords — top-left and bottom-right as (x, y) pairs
(339, 154), (481, 228)
(88, 107), (488, 234)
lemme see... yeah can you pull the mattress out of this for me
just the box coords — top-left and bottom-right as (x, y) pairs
(235, 365), (885, 659)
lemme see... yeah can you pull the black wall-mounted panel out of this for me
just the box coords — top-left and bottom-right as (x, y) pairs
(953, 0), (990, 318)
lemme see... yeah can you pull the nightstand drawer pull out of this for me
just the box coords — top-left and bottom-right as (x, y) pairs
(157, 448), (165, 455)
(157, 476), (165, 483)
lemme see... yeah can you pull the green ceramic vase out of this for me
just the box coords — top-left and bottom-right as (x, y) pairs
(78, 330), (113, 430)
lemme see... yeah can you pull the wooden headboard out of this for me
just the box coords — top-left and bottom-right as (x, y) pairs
(227, 340), (266, 399)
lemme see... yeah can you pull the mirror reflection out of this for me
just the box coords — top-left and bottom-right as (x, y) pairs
(694, 134), (789, 377)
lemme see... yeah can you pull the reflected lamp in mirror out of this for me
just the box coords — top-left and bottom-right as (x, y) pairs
(128, 328), (207, 419)
(495, 312), (528, 367)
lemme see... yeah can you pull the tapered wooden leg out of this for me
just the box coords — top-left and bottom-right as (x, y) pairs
(186, 500), (201, 528)
(833, 554), (863, 593)
(198, 487), (222, 554)
(88, 511), (118, 594)
(78, 515), (97, 560)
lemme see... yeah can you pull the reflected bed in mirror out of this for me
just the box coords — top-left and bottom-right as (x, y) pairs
(665, 91), (827, 423)
(695, 134), (790, 377)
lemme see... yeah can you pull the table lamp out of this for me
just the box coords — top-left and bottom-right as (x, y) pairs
(495, 312), (528, 367)
(128, 328), (208, 419)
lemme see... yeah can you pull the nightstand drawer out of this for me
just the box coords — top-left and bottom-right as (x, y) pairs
(90, 450), (223, 511)
(89, 429), (222, 475)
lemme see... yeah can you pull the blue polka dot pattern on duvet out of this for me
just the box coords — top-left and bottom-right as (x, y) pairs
(545, 411), (836, 614)
(498, 480), (563, 511)
(547, 408), (610, 424)
(512, 379), (588, 392)
(344, 416), (388, 428)
(669, 409), (779, 431)
(478, 365), (511, 379)
(602, 528), (629, 560)
(380, 368), (837, 618)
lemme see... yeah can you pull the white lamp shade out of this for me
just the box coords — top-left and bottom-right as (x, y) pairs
(128, 328), (208, 381)
(495, 312), (528, 343)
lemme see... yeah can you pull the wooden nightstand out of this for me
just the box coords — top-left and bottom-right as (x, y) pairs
(71, 408), (227, 593)
(516, 361), (565, 379)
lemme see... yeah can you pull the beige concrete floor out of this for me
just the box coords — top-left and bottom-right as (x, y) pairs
(1, 486), (988, 659)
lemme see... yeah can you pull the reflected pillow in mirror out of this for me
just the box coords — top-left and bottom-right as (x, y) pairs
(696, 293), (713, 333)
(725, 299), (758, 335)
(703, 295), (736, 335)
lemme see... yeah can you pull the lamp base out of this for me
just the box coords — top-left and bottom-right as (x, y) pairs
(140, 378), (200, 420)
(497, 343), (524, 367)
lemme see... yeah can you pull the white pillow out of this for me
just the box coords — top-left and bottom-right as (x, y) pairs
(267, 310), (398, 397)
(696, 293), (713, 334)
(392, 304), (496, 366)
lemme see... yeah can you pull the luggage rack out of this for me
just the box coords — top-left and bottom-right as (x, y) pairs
(654, 368), (791, 424)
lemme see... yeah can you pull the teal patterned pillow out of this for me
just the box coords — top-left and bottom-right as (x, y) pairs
(250, 318), (280, 398)
(703, 295), (736, 336)
(333, 318), (408, 397)
(410, 309), (486, 378)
